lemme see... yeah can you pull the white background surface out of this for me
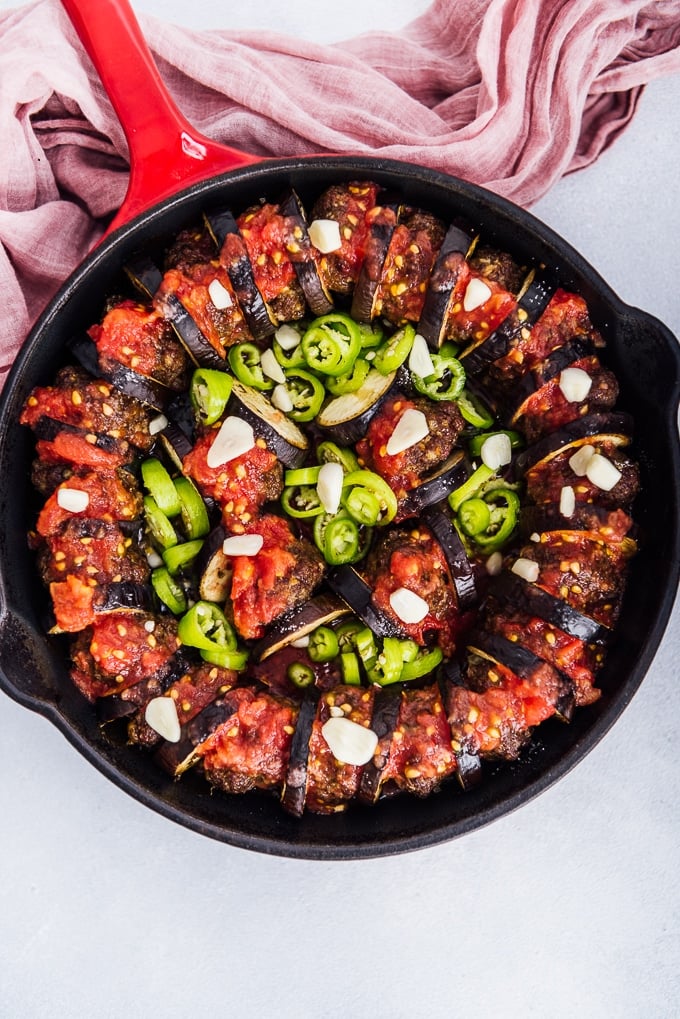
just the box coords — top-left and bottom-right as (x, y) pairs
(1, 2), (679, 1017)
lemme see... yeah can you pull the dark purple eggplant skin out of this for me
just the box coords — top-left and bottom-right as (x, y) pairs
(417, 223), (473, 351)
(96, 647), (190, 723)
(32, 417), (122, 455)
(69, 335), (171, 412)
(512, 411), (634, 477)
(325, 566), (403, 638)
(465, 631), (576, 722)
(155, 292), (226, 369)
(460, 269), (556, 377)
(279, 189), (334, 317)
(124, 255), (164, 300)
(226, 381), (308, 469)
(253, 594), (349, 661)
(491, 569), (609, 644)
(494, 335), (593, 418)
(280, 694), (317, 817)
(350, 200), (402, 322)
(357, 688), (402, 805)
(422, 503), (479, 612)
(398, 452), (469, 519)
(204, 208), (277, 340)
(154, 691), (241, 776)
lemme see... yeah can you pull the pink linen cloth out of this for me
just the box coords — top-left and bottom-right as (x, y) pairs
(1, 0), (680, 386)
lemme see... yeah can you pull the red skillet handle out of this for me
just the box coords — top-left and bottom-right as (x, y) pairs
(61, 0), (261, 234)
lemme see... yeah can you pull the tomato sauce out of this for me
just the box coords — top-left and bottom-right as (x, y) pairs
(229, 515), (304, 640)
(306, 685), (375, 813)
(36, 471), (141, 537)
(197, 687), (297, 792)
(381, 684), (455, 795)
(446, 270), (516, 344)
(238, 204), (298, 302)
(88, 299), (173, 378)
(157, 263), (250, 354)
(182, 432), (282, 530)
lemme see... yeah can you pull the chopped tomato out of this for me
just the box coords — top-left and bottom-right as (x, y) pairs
(238, 203), (298, 302)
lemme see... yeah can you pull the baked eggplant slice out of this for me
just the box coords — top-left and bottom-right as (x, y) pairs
(350, 197), (403, 322)
(417, 223), (475, 350)
(459, 269), (556, 376)
(154, 292), (226, 369)
(254, 594), (350, 661)
(280, 694), (317, 817)
(279, 189), (334, 316)
(205, 208), (278, 340)
(69, 334), (172, 412)
(326, 565), (403, 638)
(227, 379), (309, 469)
(422, 502), (479, 611)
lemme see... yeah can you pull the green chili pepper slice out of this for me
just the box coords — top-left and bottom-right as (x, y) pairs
(325, 358), (370, 396)
(468, 430), (523, 459)
(412, 349), (466, 402)
(150, 566), (187, 615)
(307, 626), (339, 663)
(316, 441), (360, 474)
(190, 368), (233, 426)
(283, 466), (322, 487)
(457, 388), (495, 428)
(321, 514), (360, 565)
(341, 470), (398, 526)
(273, 336), (306, 370)
(228, 342), (273, 391)
(144, 496), (178, 550)
(343, 486), (382, 527)
(457, 496), (492, 537)
(399, 639), (420, 664)
(399, 646), (443, 682)
(353, 627), (378, 671)
(448, 463), (495, 513)
(301, 313), (362, 377)
(162, 538), (204, 575)
(372, 324), (416, 375)
(141, 459), (181, 517)
(287, 661), (316, 688)
(313, 510), (372, 565)
(281, 484), (324, 519)
(358, 321), (384, 349)
(340, 651), (362, 686)
(366, 637), (404, 686)
(173, 476), (210, 539)
(336, 619), (365, 651)
(178, 600), (238, 653)
(469, 487), (520, 551)
(200, 646), (249, 671)
(283, 369), (325, 422)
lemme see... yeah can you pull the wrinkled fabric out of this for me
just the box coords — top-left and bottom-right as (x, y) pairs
(2, 0), (680, 382)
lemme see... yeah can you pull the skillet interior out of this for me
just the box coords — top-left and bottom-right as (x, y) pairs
(0, 155), (678, 859)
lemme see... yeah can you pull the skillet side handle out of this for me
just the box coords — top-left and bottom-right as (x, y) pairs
(0, 604), (61, 715)
(61, 0), (261, 233)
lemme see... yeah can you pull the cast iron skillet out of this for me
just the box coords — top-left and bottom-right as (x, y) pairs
(0, 0), (678, 860)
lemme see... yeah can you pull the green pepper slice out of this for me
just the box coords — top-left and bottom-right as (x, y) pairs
(174, 476), (210, 539)
(457, 496), (492, 537)
(162, 538), (204, 575)
(340, 651), (362, 686)
(178, 600), (238, 653)
(144, 495), (178, 550)
(399, 645), (443, 682)
(467, 487), (520, 551)
(273, 335), (306, 370)
(336, 619), (365, 651)
(190, 368), (233, 426)
(283, 466), (322, 487)
(307, 626), (339, 663)
(326, 358), (370, 396)
(372, 324), (416, 375)
(353, 627), (378, 671)
(456, 388), (495, 428)
(343, 486), (382, 527)
(301, 313), (362, 377)
(412, 348), (466, 402)
(281, 484), (324, 519)
(287, 661), (316, 688)
(358, 321), (384, 349)
(283, 369), (325, 422)
(228, 342), (273, 391)
(448, 464), (495, 513)
(200, 646), (249, 671)
(316, 441), (360, 474)
(313, 510), (372, 565)
(150, 566), (187, 615)
(341, 470), (398, 526)
(141, 459), (181, 517)
(366, 637), (404, 686)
